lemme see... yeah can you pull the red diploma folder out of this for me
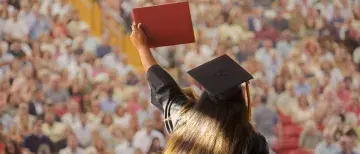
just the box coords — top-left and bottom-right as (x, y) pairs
(132, 1), (195, 48)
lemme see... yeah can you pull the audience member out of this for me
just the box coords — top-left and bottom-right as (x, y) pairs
(58, 134), (85, 154)
(22, 119), (55, 154)
(132, 120), (165, 153)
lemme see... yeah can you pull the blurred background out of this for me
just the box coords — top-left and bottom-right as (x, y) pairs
(0, 0), (360, 154)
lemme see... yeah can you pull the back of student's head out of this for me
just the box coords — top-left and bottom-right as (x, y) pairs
(165, 88), (254, 154)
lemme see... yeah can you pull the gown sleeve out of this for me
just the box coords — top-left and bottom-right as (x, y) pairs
(146, 65), (187, 133)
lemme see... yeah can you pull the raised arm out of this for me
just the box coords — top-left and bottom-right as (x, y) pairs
(130, 23), (187, 133)
(130, 22), (186, 107)
(130, 23), (157, 71)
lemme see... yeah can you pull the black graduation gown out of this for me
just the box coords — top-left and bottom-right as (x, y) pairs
(147, 65), (187, 133)
(147, 65), (270, 154)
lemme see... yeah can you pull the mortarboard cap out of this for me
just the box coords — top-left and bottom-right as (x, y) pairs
(187, 54), (253, 101)
(132, 1), (195, 48)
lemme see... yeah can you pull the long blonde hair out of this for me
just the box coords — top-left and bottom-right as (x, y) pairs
(164, 88), (253, 154)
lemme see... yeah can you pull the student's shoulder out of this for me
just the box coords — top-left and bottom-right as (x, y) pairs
(248, 131), (270, 154)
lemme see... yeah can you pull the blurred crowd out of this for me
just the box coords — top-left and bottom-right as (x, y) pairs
(0, 0), (165, 154)
(0, 0), (359, 154)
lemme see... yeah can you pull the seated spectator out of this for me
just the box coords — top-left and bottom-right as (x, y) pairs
(338, 135), (357, 154)
(7, 40), (26, 59)
(113, 104), (131, 128)
(97, 113), (115, 149)
(29, 8), (51, 41)
(59, 134), (85, 154)
(294, 74), (312, 96)
(336, 82), (352, 103)
(112, 125), (125, 145)
(252, 95), (277, 147)
(68, 83), (84, 109)
(290, 95), (314, 125)
(255, 22), (279, 41)
(53, 126), (74, 152)
(61, 100), (81, 125)
(255, 39), (282, 84)
(51, 0), (72, 18)
(137, 100), (153, 127)
(152, 110), (165, 135)
(85, 135), (111, 154)
(299, 122), (323, 152)
(276, 31), (296, 59)
(319, 60), (344, 89)
(102, 46), (132, 76)
(71, 112), (93, 148)
(75, 24), (98, 54)
(3, 10), (28, 41)
(147, 137), (163, 154)
(325, 109), (357, 142)
(115, 129), (136, 154)
(86, 100), (103, 125)
(345, 129), (360, 153)
(315, 131), (341, 154)
(28, 89), (45, 117)
(272, 11), (289, 32)
(41, 112), (66, 147)
(14, 103), (35, 136)
(183, 43), (211, 71)
(5, 138), (20, 154)
(96, 33), (112, 58)
(346, 96), (360, 122)
(45, 75), (69, 104)
(39, 104), (61, 122)
(132, 120), (165, 153)
(22, 119), (55, 154)
(56, 40), (75, 70)
(99, 88), (118, 113)
(66, 10), (86, 38)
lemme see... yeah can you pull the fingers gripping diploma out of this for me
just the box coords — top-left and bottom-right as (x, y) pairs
(130, 23), (148, 51)
(130, 22), (157, 71)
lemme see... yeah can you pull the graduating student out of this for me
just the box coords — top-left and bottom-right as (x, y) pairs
(130, 23), (269, 154)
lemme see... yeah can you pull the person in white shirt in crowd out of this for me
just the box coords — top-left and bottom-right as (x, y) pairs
(71, 112), (94, 148)
(183, 42), (211, 71)
(86, 134), (111, 154)
(87, 99), (103, 125)
(290, 95), (314, 125)
(315, 131), (341, 154)
(137, 99), (153, 127)
(102, 46), (134, 76)
(276, 31), (296, 59)
(315, 0), (334, 21)
(319, 59), (344, 89)
(59, 134), (86, 154)
(255, 39), (283, 85)
(75, 24), (99, 54)
(57, 40), (76, 70)
(113, 104), (131, 128)
(132, 119), (165, 153)
(13, 103), (35, 137)
(18, 2), (35, 28)
(115, 128), (136, 154)
(3, 10), (28, 41)
(97, 112), (115, 149)
(51, 0), (71, 20)
(67, 10), (87, 38)
(61, 100), (81, 126)
(41, 111), (66, 145)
